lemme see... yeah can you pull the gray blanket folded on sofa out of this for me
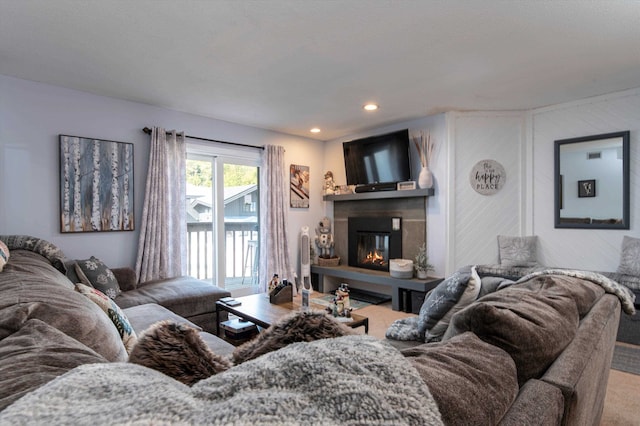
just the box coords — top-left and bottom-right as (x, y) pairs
(0, 335), (443, 425)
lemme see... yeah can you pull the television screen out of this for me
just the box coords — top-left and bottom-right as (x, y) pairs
(343, 129), (411, 186)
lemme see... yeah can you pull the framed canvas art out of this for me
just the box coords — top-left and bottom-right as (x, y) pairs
(290, 164), (309, 208)
(59, 135), (134, 232)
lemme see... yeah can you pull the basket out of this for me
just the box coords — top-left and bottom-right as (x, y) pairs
(317, 256), (340, 267)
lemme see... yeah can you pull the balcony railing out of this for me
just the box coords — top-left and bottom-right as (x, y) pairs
(187, 221), (258, 288)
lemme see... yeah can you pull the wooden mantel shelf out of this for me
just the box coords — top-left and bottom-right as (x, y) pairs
(323, 188), (434, 202)
(311, 264), (442, 311)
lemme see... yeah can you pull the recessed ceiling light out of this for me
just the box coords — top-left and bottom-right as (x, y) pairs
(363, 103), (379, 111)
(310, 127), (321, 133)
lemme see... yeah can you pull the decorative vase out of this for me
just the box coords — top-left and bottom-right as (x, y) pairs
(418, 166), (433, 189)
(416, 269), (428, 279)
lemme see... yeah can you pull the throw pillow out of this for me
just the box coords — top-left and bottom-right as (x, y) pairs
(75, 283), (137, 354)
(75, 256), (121, 299)
(232, 310), (355, 364)
(402, 332), (519, 426)
(417, 265), (478, 341)
(444, 275), (579, 386)
(0, 235), (68, 273)
(498, 235), (538, 267)
(617, 235), (640, 276)
(63, 259), (81, 283)
(129, 320), (232, 386)
(425, 266), (481, 342)
(0, 240), (9, 272)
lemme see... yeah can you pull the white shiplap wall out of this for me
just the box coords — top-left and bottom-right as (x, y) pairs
(447, 112), (526, 273)
(532, 88), (640, 271)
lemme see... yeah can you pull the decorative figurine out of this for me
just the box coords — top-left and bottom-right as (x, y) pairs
(336, 283), (351, 311)
(325, 283), (353, 318)
(315, 217), (334, 258)
(268, 274), (279, 293)
(323, 171), (336, 195)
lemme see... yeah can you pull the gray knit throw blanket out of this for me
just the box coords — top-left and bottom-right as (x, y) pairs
(0, 335), (443, 425)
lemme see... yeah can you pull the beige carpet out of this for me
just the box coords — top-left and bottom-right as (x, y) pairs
(355, 302), (640, 426)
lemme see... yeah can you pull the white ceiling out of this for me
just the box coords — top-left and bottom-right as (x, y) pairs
(1, 1), (639, 141)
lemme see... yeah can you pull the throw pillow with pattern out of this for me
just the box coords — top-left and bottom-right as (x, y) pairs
(75, 256), (121, 299)
(75, 283), (137, 354)
(497, 235), (538, 267)
(0, 240), (9, 272)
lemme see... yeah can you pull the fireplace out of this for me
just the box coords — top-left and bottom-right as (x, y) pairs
(348, 217), (402, 271)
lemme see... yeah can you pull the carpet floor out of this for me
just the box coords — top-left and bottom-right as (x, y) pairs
(611, 343), (640, 376)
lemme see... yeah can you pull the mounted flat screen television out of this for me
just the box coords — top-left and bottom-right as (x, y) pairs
(343, 129), (411, 191)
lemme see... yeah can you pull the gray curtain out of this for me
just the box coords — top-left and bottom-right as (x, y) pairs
(135, 127), (186, 283)
(259, 145), (295, 293)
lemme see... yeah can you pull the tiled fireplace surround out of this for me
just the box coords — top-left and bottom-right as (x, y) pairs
(332, 197), (427, 276)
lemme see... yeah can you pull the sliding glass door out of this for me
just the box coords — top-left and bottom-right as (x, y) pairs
(186, 145), (260, 296)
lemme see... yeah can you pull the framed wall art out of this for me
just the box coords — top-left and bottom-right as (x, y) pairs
(578, 179), (596, 198)
(290, 164), (309, 208)
(59, 135), (134, 232)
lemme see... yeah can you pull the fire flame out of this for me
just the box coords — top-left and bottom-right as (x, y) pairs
(363, 250), (386, 266)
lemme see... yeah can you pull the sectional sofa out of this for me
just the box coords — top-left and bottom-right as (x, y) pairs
(0, 235), (636, 425)
(0, 235), (234, 411)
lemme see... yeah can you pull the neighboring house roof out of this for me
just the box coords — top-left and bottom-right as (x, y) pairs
(186, 183), (258, 223)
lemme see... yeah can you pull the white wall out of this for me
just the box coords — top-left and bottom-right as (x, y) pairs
(0, 74), (324, 279)
(532, 88), (640, 271)
(447, 111), (526, 273)
(324, 96), (640, 276)
(3, 72), (638, 280)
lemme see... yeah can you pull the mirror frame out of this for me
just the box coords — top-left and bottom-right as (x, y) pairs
(554, 131), (630, 229)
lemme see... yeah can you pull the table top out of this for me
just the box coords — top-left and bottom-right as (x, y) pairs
(216, 293), (367, 329)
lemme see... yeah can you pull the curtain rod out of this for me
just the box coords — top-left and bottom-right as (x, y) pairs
(142, 127), (264, 150)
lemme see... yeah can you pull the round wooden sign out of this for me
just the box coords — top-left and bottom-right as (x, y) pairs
(469, 159), (506, 195)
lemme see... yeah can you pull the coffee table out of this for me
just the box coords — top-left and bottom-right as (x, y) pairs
(215, 293), (369, 337)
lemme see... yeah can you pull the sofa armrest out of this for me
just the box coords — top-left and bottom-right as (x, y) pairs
(499, 379), (563, 425)
(111, 267), (137, 292)
(541, 294), (620, 426)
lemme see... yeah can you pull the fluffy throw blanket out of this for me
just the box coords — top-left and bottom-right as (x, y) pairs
(517, 268), (636, 315)
(0, 335), (443, 425)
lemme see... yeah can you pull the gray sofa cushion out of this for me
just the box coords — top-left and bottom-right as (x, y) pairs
(115, 276), (229, 320)
(0, 319), (108, 411)
(0, 250), (128, 362)
(402, 332), (519, 426)
(444, 274), (580, 386)
(124, 303), (203, 333)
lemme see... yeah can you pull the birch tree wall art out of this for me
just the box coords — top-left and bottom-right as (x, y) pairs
(59, 135), (134, 232)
